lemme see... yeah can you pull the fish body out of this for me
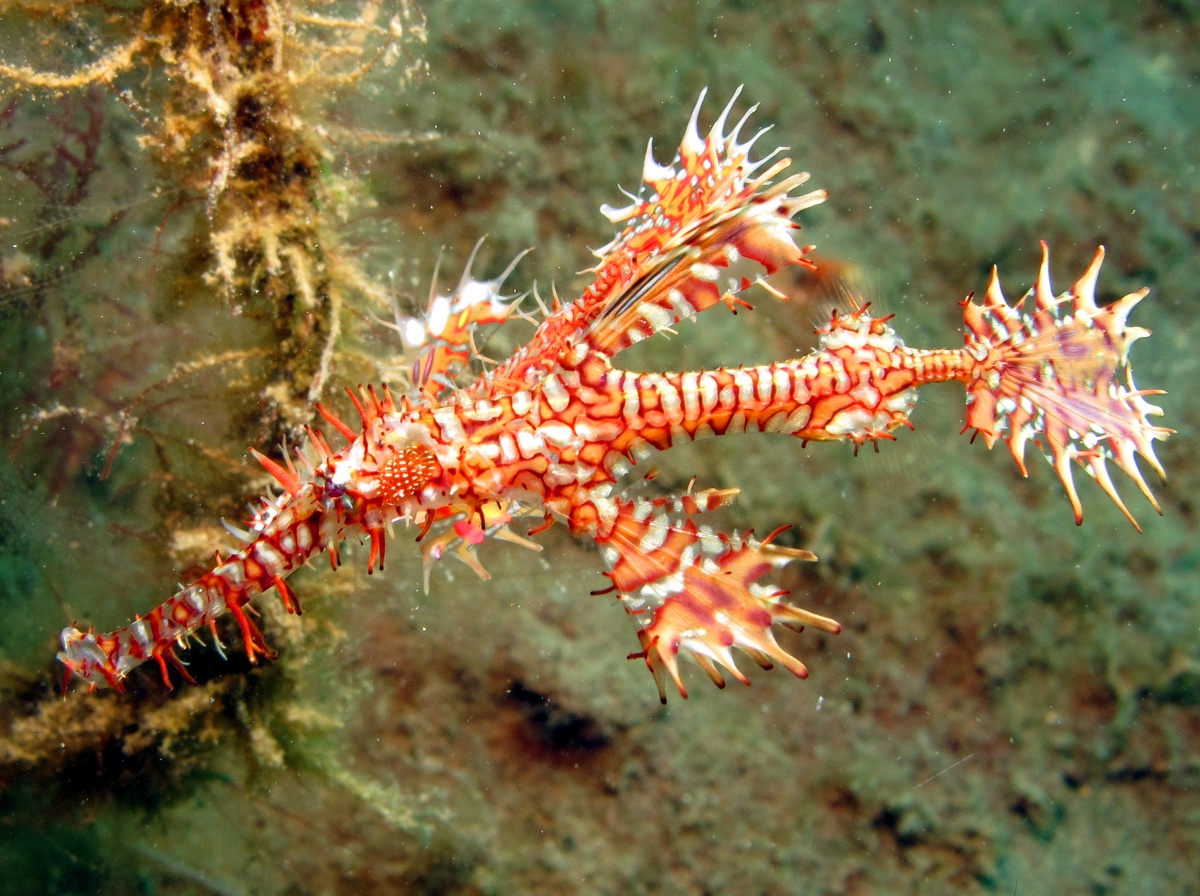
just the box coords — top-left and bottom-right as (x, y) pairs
(58, 91), (1170, 701)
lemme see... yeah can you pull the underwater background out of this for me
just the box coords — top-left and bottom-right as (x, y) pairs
(0, 1), (1197, 893)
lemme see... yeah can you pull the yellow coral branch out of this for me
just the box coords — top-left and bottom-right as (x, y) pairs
(0, 35), (145, 90)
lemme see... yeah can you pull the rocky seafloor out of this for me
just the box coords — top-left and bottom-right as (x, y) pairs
(0, 1), (1197, 894)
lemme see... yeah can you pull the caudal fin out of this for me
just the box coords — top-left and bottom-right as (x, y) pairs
(962, 243), (1172, 530)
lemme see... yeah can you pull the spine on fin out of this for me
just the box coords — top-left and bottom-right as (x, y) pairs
(582, 87), (827, 356)
(593, 490), (840, 702)
(961, 243), (1171, 529)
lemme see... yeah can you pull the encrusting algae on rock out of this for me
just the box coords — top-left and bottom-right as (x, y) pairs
(0, 0), (429, 437)
(55, 88), (1170, 703)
